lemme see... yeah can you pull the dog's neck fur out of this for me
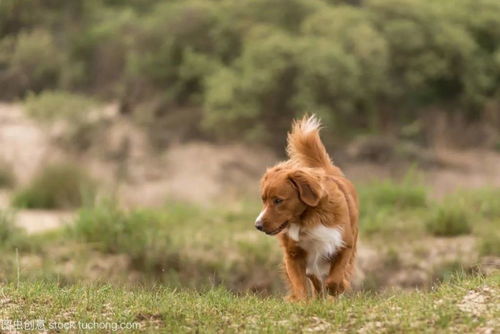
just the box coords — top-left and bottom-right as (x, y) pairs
(288, 186), (347, 240)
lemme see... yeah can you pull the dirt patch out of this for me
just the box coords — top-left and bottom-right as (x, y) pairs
(0, 190), (9, 208)
(458, 286), (496, 317)
(424, 149), (500, 198)
(0, 103), (63, 185)
(16, 210), (73, 234)
(356, 236), (481, 290)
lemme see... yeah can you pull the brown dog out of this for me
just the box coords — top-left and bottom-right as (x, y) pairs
(255, 115), (359, 301)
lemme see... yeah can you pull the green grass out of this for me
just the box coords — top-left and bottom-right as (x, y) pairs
(358, 175), (500, 239)
(0, 274), (497, 333)
(426, 202), (471, 237)
(68, 200), (283, 293)
(358, 171), (428, 236)
(1, 175), (498, 313)
(12, 163), (96, 209)
(0, 210), (30, 251)
(459, 188), (500, 220)
(359, 172), (427, 211)
(70, 201), (177, 270)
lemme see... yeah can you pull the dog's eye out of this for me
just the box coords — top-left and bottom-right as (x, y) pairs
(273, 198), (283, 205)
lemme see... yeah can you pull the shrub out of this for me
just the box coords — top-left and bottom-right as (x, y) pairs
(23, 91), (106, 151)
(367, 0), (490, 111)
(70, 7), (140, 96)
(0, 29), (65, 99)
(425, 202), (471, 237)
(0, 161), (15, 188)
(0, 0), (47, 36)
(359, 172), (427, 211)
(0, 211), (28, 250)
(432, 261), (468, 284)
(360, 207), (391, 235)
(12, 163), (96, 209)
(462, 188), (500, 220)
(359, 171), (428, 235)
(479, 229), (500, 256)
(70, 201), (283, 292)
(2, 0), (500, 144)
(24, 91), (98, 123)
(71, 201), (179, 270)
(126, 1), (225, 106)
(203, 26), (300, 143)
(0, 211), (16, 244)
(298, 6), (390, 132)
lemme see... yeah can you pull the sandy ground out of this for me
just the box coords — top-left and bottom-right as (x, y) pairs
(0, 103), (61, 184)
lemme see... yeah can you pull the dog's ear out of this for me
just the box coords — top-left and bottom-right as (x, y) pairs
(288, 170), (324, 207)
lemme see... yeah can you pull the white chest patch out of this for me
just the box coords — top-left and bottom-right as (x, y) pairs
(288, 223), (345, 281)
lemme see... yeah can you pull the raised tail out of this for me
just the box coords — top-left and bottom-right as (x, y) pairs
(287, 115), (343, 175)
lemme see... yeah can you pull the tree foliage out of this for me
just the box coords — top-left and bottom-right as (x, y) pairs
(1, 0), (499, 144)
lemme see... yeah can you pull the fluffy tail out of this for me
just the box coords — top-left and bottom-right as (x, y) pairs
(287, 115), (342, 175)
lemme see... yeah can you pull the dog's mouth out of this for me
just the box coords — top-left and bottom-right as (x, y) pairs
(266, 221), (289, 236)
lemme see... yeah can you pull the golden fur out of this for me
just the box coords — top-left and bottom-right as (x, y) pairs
(255, 115), (359, 301)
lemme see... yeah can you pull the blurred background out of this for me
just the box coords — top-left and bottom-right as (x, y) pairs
(0, 0), (499, 295)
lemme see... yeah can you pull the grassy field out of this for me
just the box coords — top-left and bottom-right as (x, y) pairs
(0, 275), (498, 333)
(2, 0), (500, 331)
(0, 169), (499, 332)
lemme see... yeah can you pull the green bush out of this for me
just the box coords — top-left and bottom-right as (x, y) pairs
(298, 5), (389, 131)
(2, 0), (500, 144)
(0, 29), (65, 99)
(70, 200), (283, 292)
(367, 0), (493, 111)
(70, 7), (139, 96)
(0, 211), (16, 244)
(425, 202), (471, 237)
(461, 188), (500, 219)
(479, 230), (500, 256)
(24, 91), (106, 151)
(0, 0), (47, 36)
(0, 162), (15, 188)
(203, 8), (389, 142)
(24, 91), (98, 123)
(359, 171), (428, 235)
(71, 201), (176, 269)
(203, 26), (300, 142)
(432, 261), (467, 284)
(361, 207), (392, 235)
(12, 163), (96, 209)
(359, 173), (427, 210)
(0, 211), (28, 250)
(126, 1), (225, 105)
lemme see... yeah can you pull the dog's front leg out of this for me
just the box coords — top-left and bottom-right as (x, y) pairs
(325, 246), (354, 296)
(283, 250), (308, 301)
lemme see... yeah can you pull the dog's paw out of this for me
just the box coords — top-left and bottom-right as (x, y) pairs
(326, 278), (350, 295)
(326, 295), (336, 302)
(284, 294), (307, 302)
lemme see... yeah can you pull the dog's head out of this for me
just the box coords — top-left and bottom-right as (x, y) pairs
(255, 166), (324, 235)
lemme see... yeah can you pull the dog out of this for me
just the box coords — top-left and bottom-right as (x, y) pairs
(255, 115), (359, 301)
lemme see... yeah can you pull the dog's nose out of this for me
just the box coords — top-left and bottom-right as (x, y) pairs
(255, 219), (264, 231)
